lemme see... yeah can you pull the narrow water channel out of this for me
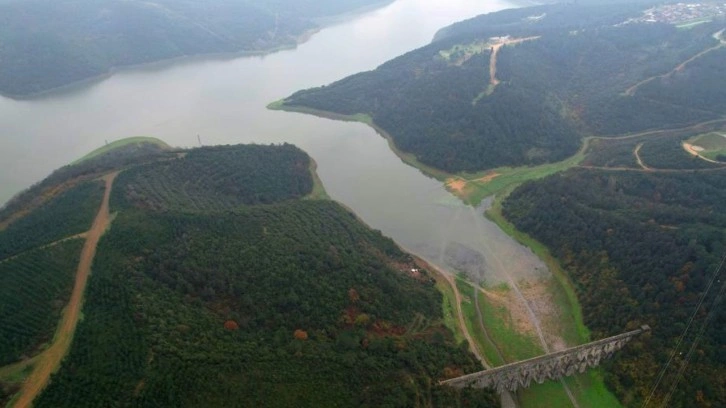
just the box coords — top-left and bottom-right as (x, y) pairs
(0, 0), (550, 319)
(1, 0), (550, 289)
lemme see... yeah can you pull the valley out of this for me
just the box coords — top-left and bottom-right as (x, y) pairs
(0, 0), (725, 407)
(276, 1), (726, 406)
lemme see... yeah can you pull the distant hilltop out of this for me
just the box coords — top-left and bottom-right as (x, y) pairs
(0, 0), (389, 97)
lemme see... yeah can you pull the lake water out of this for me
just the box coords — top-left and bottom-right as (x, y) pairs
(0, 0), (546, 286)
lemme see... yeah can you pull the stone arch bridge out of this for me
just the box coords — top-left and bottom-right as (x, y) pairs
(441, 325), (650, 394)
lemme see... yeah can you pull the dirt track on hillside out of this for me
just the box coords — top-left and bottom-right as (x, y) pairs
(634, 143), (651, 170)
(625, 29), (725, 97)
(489, 37), (540, 89)
(12, 172), (117, 408)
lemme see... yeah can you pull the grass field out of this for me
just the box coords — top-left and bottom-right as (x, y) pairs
(456, 278), (509, 367)
(304, 158), (330, 200)
(71, 136), (170, 165)
(689, 132), (726, 160)
(487, 195), (589, 344)
(434, 274), (466, 345)
(438, 40), (490, 64)
(468, 280), (542, 362)
(455, 270), (621, 408)
(445, 146), (586, 205)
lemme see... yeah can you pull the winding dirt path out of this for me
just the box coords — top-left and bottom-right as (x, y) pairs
(425, 261), (518, 408)
(490, 43), (504, 88)
(625, 29), (725, 97)
(683, 142), (725, 164)
(439, 269), (486, 365)
(577, 164), (726, 173)
(12, 172), (118, 408)
(634, 143), (651, 170)
(489, 36), (540, 90)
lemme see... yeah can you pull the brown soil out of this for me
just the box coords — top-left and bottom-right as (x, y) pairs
(224, 320), (240, 331)
(445, 178), (467, 194)
(474, 172), (501, 184)
(12, 172), (118, 408)
(489, 43), (504, 87)
(444, 173), (499, 200)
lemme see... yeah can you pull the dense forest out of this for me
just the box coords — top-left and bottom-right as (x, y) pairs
(116, 144), (314, 211)
(0, 181), (103, 259)
(0, 0), (386, 96)
(502, 169), (726, 406)
(32, 144), (497, 407)
(0, 240), (83, 367)
(0, 139), (170, 226)
(282, 2), (726, 173)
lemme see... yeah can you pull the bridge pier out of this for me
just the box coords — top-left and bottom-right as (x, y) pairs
(441, 326), (650, 393)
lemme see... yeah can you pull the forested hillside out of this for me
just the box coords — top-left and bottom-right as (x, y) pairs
(502, 169), (726, 406)
(116, 143), (314, 211)
(0, 0), (386, 96)
(282, 2), (726, 173)
(0, 138), (171, 227)
(0, 240), (83, 367)
(32, 144), (496, 407)
(0, 181), (104, 259)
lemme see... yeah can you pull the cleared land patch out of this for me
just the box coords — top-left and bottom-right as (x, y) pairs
(683, 131), (726, 164)
(686, 131), (726, 161)
(71, 137), (170, 165)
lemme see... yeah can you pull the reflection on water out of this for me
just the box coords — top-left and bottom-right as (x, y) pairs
(0, 0), (547, 286)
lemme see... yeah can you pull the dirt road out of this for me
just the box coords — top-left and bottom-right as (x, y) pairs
(625, 29), (725, 96)
(12, 172), (118, 408)
(683, 142), (724, 164)
(489, 37), (540, 89)
(634, 143), (651, 170)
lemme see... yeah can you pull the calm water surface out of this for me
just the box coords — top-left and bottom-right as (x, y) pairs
(0, 0), (546, 284)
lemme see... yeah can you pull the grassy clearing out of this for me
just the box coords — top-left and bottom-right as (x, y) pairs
(72, 136), (170, 165)
(455, 276), (612, 408)
(520, 379), (577, 407)
(449, 148), (586, 205)
(676, 18), (711, 29)
(566, 371), (624, 408)
(691, 132), (726, 149)
(304, 158), (330, 200)
(433, 274), (465, 345)
(689, 132), (726, 160)
(455, 278), (507, 367)
(702, 149), (726, 161)
(487, 194), (589, 343)
(474, 284), (543, 362)
(438, 41), (490, 64)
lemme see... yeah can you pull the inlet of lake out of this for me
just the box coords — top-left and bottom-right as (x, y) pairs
(0, 0), (547, 287)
